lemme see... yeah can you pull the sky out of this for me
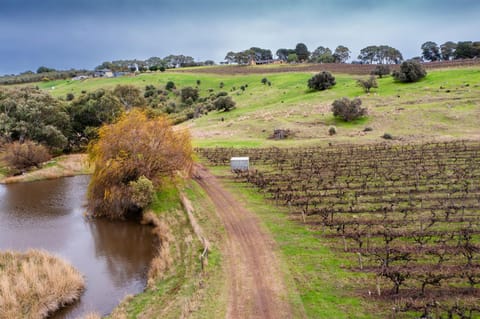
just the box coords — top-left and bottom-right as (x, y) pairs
(1, 0), (479, 75)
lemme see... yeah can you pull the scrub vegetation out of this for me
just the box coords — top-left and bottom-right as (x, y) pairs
(0, 250), (85, 319)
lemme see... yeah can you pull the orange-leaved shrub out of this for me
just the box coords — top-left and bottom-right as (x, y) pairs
(4, 140), (51, 170)
(87, 110), (193, 219)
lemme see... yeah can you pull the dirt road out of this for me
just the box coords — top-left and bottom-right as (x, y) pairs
(194, 164), (294, 319)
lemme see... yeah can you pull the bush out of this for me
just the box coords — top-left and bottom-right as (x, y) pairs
(331, 97), (367, 122)
(381, 133), (393, 140)
(165, 81), (175, 90)
(308, 71), (336, 91)
(219, 82), (224, 89)
(180, 87), (199, 102)
(357, 76), (378, 93)
(66, 93), (75, 101)
(88, 110), (193, 218)
(214, 96), (236, 112)
(392, 60), (427, 83)
(129, 176), (155, 209)
(328, 126), (337, 135)
(372, 65), (390, 78)
(4, 141), (51, 170)
(261, 77), (268, 85)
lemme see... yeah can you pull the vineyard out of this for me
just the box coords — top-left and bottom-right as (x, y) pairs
(199, 141), (480, 318)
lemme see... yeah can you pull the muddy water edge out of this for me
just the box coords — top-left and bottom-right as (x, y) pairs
(0, 175), (156, 318)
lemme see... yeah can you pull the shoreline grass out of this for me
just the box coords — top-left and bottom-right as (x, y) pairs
(0, 249), (85, 319)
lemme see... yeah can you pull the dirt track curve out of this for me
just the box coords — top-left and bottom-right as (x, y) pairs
(194, 164), (293, 319)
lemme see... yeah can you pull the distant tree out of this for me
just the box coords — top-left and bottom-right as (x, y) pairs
(180, 87), (199, 102)
(249, 47), (273, 61)
(214, 96), (236, 112)
(159, 66), (166, 72)
(372, 64), (390, 78)
(204, 60), (215, 66)
(440, 41), (457, 60)
(113, 85), (145, 109)
(36, 66), (56, 74)
(149, 65), (159, 71)
(358, 45), (403, 64)
(308, 72), (336, 91)
(332, 97), (367, 121)
(295, 43), (310, 62)
(333, 45), (351, 63)
(311, 46), (335, 63)
(421, 41), (441, 61)
(358, 46), (378, 64)
(392, 60), (427, 82)
(287, 53), (298, 63)
(224, 51), (237, 64)
(87, 110), (193, 218)
(357, 76), (378, 93)
(454, 41), (480, 59)
(276, 48), (295, 61)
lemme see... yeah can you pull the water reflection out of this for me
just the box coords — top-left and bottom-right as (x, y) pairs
(0, 176), (155, 318)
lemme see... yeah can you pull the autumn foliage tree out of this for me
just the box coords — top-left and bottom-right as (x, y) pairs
(87, 110), (193, 219)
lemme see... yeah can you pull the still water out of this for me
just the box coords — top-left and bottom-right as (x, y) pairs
(0, 175), (156, 318)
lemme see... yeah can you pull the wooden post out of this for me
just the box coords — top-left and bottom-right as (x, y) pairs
(357, 252), (363, 270)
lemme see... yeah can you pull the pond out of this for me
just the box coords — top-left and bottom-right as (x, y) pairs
(0, 175), (156, 318)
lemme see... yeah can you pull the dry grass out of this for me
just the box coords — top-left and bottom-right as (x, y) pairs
(141, 210), (174, 287)
(0, 249), (85, 319)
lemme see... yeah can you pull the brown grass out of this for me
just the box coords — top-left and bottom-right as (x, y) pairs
(0, 249), (85, 319)
(141, 210), (174, 287)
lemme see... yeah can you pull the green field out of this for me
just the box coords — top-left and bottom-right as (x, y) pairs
(31, 67), (480, 147)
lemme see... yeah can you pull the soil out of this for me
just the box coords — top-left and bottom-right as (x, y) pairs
(193, 164), (295, 319)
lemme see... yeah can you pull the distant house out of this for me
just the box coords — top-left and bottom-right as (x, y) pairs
(71, 75), (90, 81)
(94, 69), (114, 78)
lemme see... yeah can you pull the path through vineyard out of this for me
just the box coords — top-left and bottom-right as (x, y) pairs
(193, 164), (295, 319)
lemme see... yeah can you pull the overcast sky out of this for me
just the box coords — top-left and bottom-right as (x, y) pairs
(1, 0), (479, 75)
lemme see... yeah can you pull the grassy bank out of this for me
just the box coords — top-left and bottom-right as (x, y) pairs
(0, 249), (85, 319)
(0, 154), (91, 184)
(106, 180), (227, 319)
(206, 166), (380, 318)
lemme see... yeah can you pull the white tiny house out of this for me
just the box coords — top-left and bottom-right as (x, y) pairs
(230, 157), (249, 171)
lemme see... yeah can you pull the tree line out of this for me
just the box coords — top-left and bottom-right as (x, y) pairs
(225, 40), (480, 65)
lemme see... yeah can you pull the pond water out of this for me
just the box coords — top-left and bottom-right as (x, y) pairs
(0, 175), (156, 318)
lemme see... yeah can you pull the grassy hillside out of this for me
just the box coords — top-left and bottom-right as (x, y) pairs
(31, 66), (480, 147)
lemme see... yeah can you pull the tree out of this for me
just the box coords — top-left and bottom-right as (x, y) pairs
(36, 66), (56, 74)
(440, 41), (457, 60)
(311, 46), (335, 63)
(332, 97), (367, 121)
(392, 60), (427, 82)
(357, 76), (378, 93)
(214, 96), (236, 112)
(454, 41), (480, 59)
(421, 41), (441, 61)
(287, 53), (298, 63)
(358, 45), (403, 64)
(88, 110), (193, 219)
(276, 48), (295, 61)
(295, 43), (310, 62)
(308, 72), (336, 91)
(113, 85), (145, 109)
(372, 64), (390, 78)
(358, 46), (378, 64)
(224, 51), (237, 64)
(333, 45), (351, 63)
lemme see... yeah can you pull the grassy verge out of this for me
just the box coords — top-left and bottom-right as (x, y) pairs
(0, 154), (92, 184)
(207, 166), (382, 318)
(107, 180), (227, 319)
(0, 249), (85, 319)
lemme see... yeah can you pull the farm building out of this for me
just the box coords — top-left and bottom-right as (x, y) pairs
(230, 157), (249, 171)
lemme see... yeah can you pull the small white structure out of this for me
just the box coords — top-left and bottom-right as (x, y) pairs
(230, 157), (249, 171)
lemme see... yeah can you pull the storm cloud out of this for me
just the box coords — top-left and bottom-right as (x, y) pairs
(1, 0), (479, 74)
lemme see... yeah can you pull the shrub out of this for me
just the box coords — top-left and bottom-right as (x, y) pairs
(261, 77), (268, 85)
(165, 81), (175, 90)
(216, 91), (228, 98)
(88, 110), (193, 218)
(129, 176), (155, 209)
(66, 93), (75, 101)
(381, 133), (393, 140)
(328, 126), (337, 135)
(4, 141), (51, 170)
(364, 127), (373, 132)
(331, 97), (367, 122)
(372, 64), (390, 78)
(159, 66), (166, 72)
(357, 76), (378, 93)
(219, 82), (224, 89)
(214, 96), (236, 112)
(180, 86), (199, 102)
(196, 79), (201, 86)
(308, 71), (336, 91)
(392, 60), (427, 83)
